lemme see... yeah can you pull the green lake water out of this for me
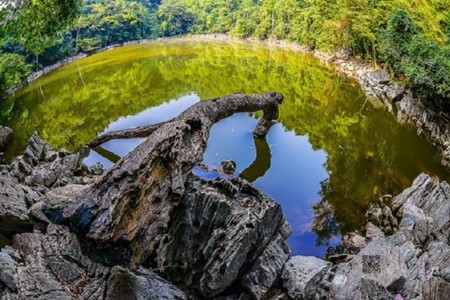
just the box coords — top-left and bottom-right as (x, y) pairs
(1, 40), (449, 256)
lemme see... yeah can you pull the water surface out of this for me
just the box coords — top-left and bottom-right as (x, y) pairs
(1, 40), (448, 257)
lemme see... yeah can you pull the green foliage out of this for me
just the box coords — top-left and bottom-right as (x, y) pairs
(2, 0), (81, 55)
(381, 9), (450, 100)
(157, 0), (195, 36)
(77, 0), (159, 49)
(0, 52), (31, 92)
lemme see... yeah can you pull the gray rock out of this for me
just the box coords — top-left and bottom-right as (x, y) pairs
(106, 266), (189, 300)
(400, 241), (450, 299)
(342, 232), (367, 254)
(365, 222), (385, 240)
(0, 127), (13, 152)
(399, 200), (432, 246)
(157, 176), (290, 298)
(394, 173), (450, 242)
(422, 278), (450, 300)
(366, 70), (391, 86)
(331, 238), (407, 299)
(281, 255), (330, 299)
(30, 184), (89, 224)
(10, 132), (82, 189)
(0, 247), (19, 291)
(241, 234), (290, 299)
(22, 131), (46, 166)
(25, 153), (80, 187)
(0, 176), (35, 235)
(386, 84), (405, 102)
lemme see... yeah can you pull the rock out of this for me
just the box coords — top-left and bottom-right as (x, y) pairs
(281, 256), (330, 299)
(221, 160), (236, 175)
(0, 127), (13, 152)
(365, 222), (385, 240)
(331, 238), (407, 299)
(22, 131), (46, 165)
(348, 278), (393, 300)
(31, 184), (89, 224)
(366, 70), (391, 86)
(342, 232), (367, 254)
(422, 278), (450, 300)
(105, 266), (189, 300)
(0, 176), (35, 236)
(400, 241), (450, 299)
(386, 85), (405, 102)
(241, 234), (290, 299)
(398, 200), (432, 246)
(366, 204), (398, 235)
(393, 173), (450, 242)
(0, 247), (19, 291)
(24, 153), (80, 187)
(157, 176), (290, 298)
(10, 132), (82, 189)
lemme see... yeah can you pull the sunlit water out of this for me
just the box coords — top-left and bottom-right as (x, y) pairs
(1, 40), (449, 257)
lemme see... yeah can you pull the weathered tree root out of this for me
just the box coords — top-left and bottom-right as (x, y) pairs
(45, 92), (283, 266)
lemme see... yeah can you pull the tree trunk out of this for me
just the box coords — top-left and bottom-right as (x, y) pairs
(45, 92), (283, 266)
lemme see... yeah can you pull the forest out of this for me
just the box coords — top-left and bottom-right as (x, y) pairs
(1, 0), (450, 107)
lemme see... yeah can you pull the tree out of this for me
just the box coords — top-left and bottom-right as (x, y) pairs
(0, 51), (31, 92)
(3, 0), (81, 66)
(157, 0), (195, 36)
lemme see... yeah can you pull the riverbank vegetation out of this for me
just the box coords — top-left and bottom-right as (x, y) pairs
(1, 0), (450, 106)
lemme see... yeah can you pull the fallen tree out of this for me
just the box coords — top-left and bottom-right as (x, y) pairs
(45, 92), (284, 267)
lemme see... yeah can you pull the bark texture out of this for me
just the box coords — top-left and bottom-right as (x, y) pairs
(45, 92), (283, 266)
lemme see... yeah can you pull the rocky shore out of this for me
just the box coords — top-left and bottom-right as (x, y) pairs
(0, 118), (449, 299)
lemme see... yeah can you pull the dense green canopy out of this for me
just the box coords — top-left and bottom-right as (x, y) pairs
(1, 0), (450, 103)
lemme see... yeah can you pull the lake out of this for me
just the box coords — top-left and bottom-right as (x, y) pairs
(1, 40), (448, 257)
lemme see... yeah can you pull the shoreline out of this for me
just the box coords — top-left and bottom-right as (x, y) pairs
(2, 33), (449, 170)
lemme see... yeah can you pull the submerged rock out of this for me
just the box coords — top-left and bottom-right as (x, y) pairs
(221, 159), (236, 174)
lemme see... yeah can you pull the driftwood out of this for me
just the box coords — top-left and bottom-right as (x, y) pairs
(45, 92), (283, 266)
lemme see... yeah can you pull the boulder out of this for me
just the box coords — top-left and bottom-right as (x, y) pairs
(398, 200), (432, 246)
(0, 175), (36, 235)
(241, 234), (290, 299)
(10, 132), (82, 189)
(106, 266), (189, 300)
(30, 184), (89, 224)
(0, 127), (13, 152)
(365, 222), (385, 240)
(331, 238), (407, 299)
(0, 223), (188, 299)
(393, 173), (450, 242)
(281, 256), (330, 299)
(157, 176), (291, 298)
(400, 241), (450, 299)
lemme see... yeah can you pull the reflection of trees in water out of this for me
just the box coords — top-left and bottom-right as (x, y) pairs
(1, 42), (448, 246)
